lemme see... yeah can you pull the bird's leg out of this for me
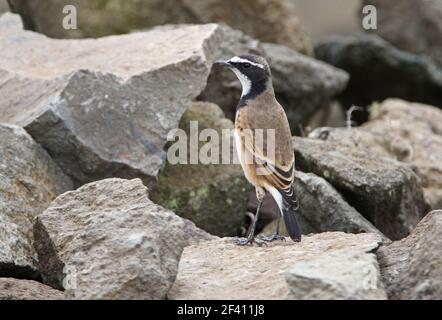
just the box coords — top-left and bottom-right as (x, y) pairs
(234, 188), (266, 246)
(259, 215), (286, 242)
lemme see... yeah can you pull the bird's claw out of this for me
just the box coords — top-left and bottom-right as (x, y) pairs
(258, 234), (286, 242)
(234, 236), (267, 247)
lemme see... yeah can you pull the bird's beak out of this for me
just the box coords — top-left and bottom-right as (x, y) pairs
(213, 60), (231, 68)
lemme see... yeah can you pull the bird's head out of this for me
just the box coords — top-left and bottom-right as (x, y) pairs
(214, 55), (273, 99)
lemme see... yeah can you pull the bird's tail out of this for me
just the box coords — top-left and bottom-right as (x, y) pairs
(267, 185), (302, 242)
(279, 186), (301, 242)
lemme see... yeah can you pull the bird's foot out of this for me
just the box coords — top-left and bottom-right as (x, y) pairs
(258, 234), (286, 242)
(233, 236), (267, 247)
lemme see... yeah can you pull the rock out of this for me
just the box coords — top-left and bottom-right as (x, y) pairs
(0, 13), (255, 188)
(260, 171), (386, 240)
(363, 0), (442, 68)
(0, 124), (72, 279)
(291, 0), (362, 41)
(293, 136), (429, 240)
(200, 42), (349, 132)
(0, 0), (8, 14)
(168, 232), (383, 300)
(262, 43), (349, 131)
(310, 99), (442, 209)
(377, 210), (442, 300)
(315, 34), (442, 121)
(286, 250), (387, 300)
(0, 278), (65, 300)
(180, 0), (313, 55)
(301, 171), (384, 236)
(33, 178), (214, 299)
(309, 127), (393, 159)
(306, 100), (346, 131)
(151, 102), (249, 237)
(8, 0), (312, 54)
(365, 99), (442, 210)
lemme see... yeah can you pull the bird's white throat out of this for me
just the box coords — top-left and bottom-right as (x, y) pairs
(231, 68), (251, 97)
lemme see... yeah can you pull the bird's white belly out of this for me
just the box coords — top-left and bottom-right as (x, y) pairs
(266, 186), (284, 216)
(234, 129), (254, 184)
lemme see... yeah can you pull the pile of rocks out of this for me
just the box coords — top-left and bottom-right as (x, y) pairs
(0, 1), (441, 299)
(313, 0), (442, 123)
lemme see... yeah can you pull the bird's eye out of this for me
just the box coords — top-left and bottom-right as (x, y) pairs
(243, 63), (251, 69)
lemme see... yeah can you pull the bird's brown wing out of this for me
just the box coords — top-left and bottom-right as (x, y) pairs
(238, 93), (297, 206)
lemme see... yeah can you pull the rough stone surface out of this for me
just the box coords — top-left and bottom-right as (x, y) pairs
(262, 171), (386, 240)
(294, 136), (429, 240)
(180, 0), (312, 55)
(201, 42), (349, 131)
(33, 178), (214, 299)
(168, 232), (383, 300)
(0, 13), (253, 187)
(8, 0), (312, 54)
(0, 124), (72, 279)
(363, 0), (442, 68)
(286, 250), (387, 300)
(315, 34), (442, 121)
(365, 99), (442, 210)
(295, 171), (385, 237)
(0, 0), (8, 14)
(262, 43), (349, 131)
(151, 102), (249, 237)
(310, 99), (442, 210)
(0, 277), (65, 300)
(306, 100), (346, 130)
(291, 0), (363, 41)
(308, 127), (393, 159)
(377, 210), (442, 300)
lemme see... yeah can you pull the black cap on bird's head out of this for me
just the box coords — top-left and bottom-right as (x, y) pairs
(214, 55), (273, 99)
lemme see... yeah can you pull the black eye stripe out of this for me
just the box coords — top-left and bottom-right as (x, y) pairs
(243, 63), (251, 68)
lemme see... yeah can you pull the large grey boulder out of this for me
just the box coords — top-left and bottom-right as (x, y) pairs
(261, 171), (387, 240)
(0, 278), (65, 300)
(262, 43), (349, 131)
(311, 99), (442, 210)
(0, 13), (257, 188)
(7, 0), (312, 54)
(294, 136), (429, 240)
(168, 232), (383, 300)
(363, 0), (442, 68)
(0, 124), (72, 279)
(33, 178), (214, 299)
(286, 251), (387, 300)
(151, 102), (249, 237)
(315, 34), (442, 115)
(377, 210), (442, 300)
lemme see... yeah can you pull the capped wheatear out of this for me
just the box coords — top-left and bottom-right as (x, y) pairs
(214, 55), (301, 245)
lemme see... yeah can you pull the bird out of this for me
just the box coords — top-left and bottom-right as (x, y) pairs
(214, 55), (301, 245)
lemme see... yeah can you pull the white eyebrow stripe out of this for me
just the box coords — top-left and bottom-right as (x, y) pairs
(228, 56), (265, 69)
